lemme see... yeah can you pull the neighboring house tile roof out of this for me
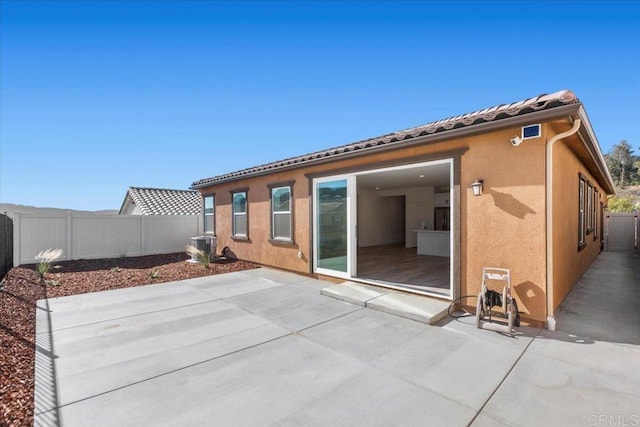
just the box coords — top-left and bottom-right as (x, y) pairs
(192, 90), (580, 188)
(119, 187), (201, 215)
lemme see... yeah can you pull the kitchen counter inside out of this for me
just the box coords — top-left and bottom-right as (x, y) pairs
(413, 230), (450, 257)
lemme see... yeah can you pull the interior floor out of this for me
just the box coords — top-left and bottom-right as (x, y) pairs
(356, 243), (450, 296)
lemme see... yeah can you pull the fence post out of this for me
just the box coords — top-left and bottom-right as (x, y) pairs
(66, 211), (73, 261)
(140, 215), (145, 256)
(13, 211), (20, 267)
(0, 212), (13, 278)
(604, 214), (609, 251)
(635, 211), (639, 250)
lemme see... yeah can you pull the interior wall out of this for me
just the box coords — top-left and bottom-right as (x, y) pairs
(357, 192), (405, 247)
(435, 193), (450, 208)
(377, 186), (435, 247)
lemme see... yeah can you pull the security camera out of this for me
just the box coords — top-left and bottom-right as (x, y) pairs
(510, 136), (523, 147)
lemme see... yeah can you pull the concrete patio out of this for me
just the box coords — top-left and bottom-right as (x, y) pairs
(34, 250), (640, 426)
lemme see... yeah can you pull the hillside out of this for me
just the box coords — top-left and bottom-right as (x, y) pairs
(609, 185), (640, 211)
(0, 203), (118, 217)
(616, 185), (640, 199)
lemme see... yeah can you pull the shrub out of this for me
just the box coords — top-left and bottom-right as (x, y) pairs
(607, 195), (639, 212)
(34, 248), (63, 282)
(185, 244), (210, 269)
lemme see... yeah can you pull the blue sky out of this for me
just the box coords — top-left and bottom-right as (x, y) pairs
(1, 1), (638, 211)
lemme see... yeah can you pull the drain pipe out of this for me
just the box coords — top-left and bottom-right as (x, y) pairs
(546, 118), (581, 331)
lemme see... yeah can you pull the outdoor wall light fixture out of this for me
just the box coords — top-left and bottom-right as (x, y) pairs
(471, 179), (484, 196)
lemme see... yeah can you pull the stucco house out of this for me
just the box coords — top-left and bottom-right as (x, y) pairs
(191, 90), (615, 328)
(119, 187), (201, 216)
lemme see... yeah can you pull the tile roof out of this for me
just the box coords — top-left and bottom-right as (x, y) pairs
(192, 90), (580, 188)
(120, 187), (201, 215)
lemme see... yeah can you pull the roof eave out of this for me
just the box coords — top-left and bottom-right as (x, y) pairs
(191, 103), (583, 189)
(573, 106), (616, 195)
(118, 190), (133, 215)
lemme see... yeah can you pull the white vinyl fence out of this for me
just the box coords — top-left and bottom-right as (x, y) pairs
(13, 212), (202, 266)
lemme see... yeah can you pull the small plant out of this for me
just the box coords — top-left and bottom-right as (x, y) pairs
(185, 244), (210, 269)
(148, 270), (160, 279)
(35, 248), (63, 282)
(111, 266), (122, 272)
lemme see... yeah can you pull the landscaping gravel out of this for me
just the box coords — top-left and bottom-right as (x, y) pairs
(0, 253), (257, 426)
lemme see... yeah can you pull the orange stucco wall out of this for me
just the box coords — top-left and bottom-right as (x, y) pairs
(461, 127), (547, 321)
(203, 169), (312, 273)
(550, 124), (606, 312)
(198, 120), (608, 323)
(202, 138), (470, 274)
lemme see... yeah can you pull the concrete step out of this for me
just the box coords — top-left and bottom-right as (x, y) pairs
(321, 281), (450, 325)
(320, 281), (392, 306)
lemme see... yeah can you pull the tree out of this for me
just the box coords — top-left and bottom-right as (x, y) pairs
(605, 140), (638, 188)
(607, 196), (638, 213)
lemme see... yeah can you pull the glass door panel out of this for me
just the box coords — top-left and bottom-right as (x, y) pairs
(316, 179), (348, 272)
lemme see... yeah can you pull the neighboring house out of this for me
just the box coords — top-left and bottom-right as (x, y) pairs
(119, 187), (201, 215)
(191, 90), (615, 327)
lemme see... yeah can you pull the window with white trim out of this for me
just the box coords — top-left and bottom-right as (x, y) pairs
(271, 186), (292, 241)
(204, 195), (215, 234)
(232, 191), (248, 238)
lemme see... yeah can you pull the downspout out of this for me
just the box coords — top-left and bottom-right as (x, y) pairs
(545, 118), (581, 331)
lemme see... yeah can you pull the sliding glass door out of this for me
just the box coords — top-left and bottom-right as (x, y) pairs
(312, 159), (456, 300)
(313, 176), (356, 278)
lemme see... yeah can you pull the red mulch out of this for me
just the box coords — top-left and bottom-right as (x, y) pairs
(0, 253), (257, 426)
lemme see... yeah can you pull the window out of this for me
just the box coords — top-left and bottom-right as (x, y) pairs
(593, 189), (599, 240)
(271, 186), (292, 241)
(586, 182), (594, 234)
(203, 195), (215, 234)
(578, 175), (586, 250)
(232, 191), (248, 238)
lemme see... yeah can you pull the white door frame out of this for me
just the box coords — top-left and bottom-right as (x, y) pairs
(312, 174), (357, 279)
(312, 158), (456, 300)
